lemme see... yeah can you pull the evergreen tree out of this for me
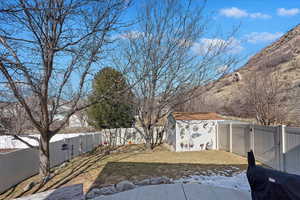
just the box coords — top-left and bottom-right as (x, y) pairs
(88, 67), (135, 129)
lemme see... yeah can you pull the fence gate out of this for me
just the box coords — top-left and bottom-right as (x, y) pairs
(218, 123), (230, 151)
(253, 125), (281, 170)
(231, 124), (250, 157)
(285, 127), (300, 174)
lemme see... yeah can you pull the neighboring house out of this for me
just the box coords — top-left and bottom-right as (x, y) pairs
(53, 105), (89, 128)
(68, 111), (89, 128)
(166, 112), (226, 152)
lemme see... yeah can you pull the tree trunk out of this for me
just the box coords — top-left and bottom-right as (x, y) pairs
(39, 134), (50, 179)
(144, 128), (153, 150)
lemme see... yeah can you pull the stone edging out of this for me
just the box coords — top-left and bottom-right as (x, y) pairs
(86, 176), (173, 199)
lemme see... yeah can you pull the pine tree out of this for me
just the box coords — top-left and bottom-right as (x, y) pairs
(88, 67), (135, 129)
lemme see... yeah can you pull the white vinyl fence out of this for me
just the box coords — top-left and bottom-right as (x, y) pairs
(285, 127), (300, 174)
(0, 127), (163, 149)
(217, 122), (300, 175)
(0, 132), (102, 193)
(0, 127), (163, 193)
(101, 127), (164, 146)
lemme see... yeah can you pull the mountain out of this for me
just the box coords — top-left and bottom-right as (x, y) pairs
(185, 24), (300, 125)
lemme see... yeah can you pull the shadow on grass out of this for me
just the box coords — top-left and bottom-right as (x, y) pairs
(4, 146), (146, 200)
(30, 146), (143, 193)
(0, 147), (106, 200)
(88, 161), (248, 192)
(0, 185), (17, 200)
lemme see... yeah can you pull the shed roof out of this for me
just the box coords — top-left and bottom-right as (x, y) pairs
(172, 112), (224, 121)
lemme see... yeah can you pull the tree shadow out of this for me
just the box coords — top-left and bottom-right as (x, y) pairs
(15, 145), (147, 199)
(30, 146), (143, 194)
(7, 147), (107, 199)
(0, 185), (17, 199)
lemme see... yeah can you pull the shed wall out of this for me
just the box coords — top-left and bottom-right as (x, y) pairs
(175, 120), (219, 152)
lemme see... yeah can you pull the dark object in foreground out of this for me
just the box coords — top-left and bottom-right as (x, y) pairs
(247, 150), (300, 200)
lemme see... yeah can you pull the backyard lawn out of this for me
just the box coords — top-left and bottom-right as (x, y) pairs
(0, 145), (248, 200)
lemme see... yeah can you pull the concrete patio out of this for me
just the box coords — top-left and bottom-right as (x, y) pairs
(93, 184), (251, 200)
(13, 183), (251, 200)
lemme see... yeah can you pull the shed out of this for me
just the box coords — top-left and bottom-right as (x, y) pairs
(166, 112), (225, 152)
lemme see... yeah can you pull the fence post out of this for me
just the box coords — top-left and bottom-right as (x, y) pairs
(280, 125), (286, 172)
(216, 123), (219, 150)
(229, 123), (233, 153)
(79, 135), (83, 154)
(250, 123), (255, 153)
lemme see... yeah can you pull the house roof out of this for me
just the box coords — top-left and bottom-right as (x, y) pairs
(171, 112), (224, 121)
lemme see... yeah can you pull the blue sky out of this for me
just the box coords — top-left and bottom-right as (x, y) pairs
(124, 0), (300, 70)
(204, 0), (300, 67)
(73, 0), (300, 86)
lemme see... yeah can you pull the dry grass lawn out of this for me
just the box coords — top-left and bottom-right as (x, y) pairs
(0, 145), (248, 200)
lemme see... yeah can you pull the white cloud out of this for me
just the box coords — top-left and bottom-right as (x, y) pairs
(245, 32), (283, 44)
(192, 37), (243, 55)
(277, 8), (299, 16)
(219, 7), (271, 19)
(220, 7), (248, 18)
(249, 13), (271, 19)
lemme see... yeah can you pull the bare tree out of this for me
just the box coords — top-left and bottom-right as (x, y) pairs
(239, 68), (298, 126)
(113, 0), (238, 149)
(0, 100), (39, 148)
(0, 86), (41, 146)
(0, 0), (131, 179)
